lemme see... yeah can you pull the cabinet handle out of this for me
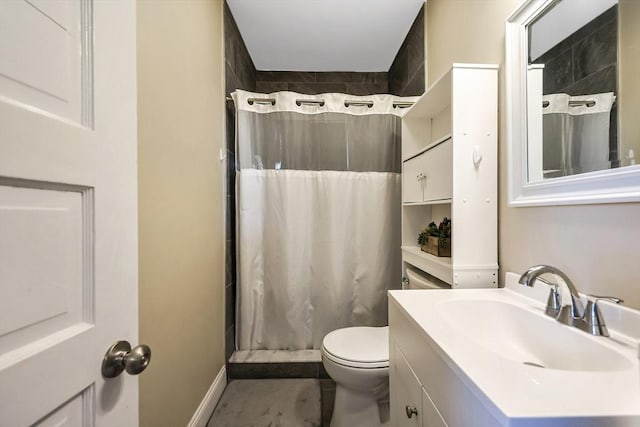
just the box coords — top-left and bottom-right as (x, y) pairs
(473, 145), (483, 168)
(405, 405), (418, 419)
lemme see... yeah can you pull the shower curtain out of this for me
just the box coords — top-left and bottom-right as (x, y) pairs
(232, 90), (417, 351)
(542, 92), (616, 178)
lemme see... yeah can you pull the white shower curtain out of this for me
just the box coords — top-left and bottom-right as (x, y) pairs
(233, 89), (416, 350)
(238, 170), (400, 349)
(542, 92), (616, 177)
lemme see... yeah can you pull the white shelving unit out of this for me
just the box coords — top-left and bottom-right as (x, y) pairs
(400, 64), (499, 288)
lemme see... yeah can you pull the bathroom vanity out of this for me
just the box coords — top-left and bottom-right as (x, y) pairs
(389, 273), (640, 427)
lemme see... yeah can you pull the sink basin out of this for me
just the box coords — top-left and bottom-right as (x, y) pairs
(437, 299), (634, 372)
(389, 273), (640, 426)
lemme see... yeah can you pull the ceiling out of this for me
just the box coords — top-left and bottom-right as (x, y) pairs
(529, 0), (617, 60)
(226, 0), (424, 72)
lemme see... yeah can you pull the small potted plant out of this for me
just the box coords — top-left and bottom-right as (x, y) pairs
(417, 217), (451, 257)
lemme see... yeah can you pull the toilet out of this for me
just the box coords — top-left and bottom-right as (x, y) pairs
(322, 268), (444, 426)
(405, 266), (449, 289)
(321, 326), (389, 427)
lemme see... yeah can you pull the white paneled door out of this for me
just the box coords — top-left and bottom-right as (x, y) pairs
(0, 0), (139, 426)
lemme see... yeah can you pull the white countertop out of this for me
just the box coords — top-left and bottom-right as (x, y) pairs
(389, 273), (640, 425)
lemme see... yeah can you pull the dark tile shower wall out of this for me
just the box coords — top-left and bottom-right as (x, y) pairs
(224, 1), (256, 363)
(388, 5), (425, 97)
(534, 5), (618, 165)
(224, 4), (256, 95)
(535, 6), (617, 96)
(256, 71), (389, 95)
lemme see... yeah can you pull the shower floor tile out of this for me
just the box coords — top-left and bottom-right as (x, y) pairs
(230, 349), (322, 363)
(207, 379), (321, 427)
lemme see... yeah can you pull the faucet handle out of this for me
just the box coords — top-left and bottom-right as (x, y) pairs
(545, 285), (561, 318)
(529, 276), (561, 318)
(587, 295), (624, 305)
(579, 295), (624, 337)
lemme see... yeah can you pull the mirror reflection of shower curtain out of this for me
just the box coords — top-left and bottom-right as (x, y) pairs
(232, 90), (417, 351)
(542, 92), (616, 178)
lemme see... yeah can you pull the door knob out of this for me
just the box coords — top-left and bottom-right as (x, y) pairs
(405, 405), (418, 418)
(102, 340), (151, 378)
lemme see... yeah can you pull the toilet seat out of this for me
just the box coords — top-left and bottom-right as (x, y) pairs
(322, 326), (389, 369)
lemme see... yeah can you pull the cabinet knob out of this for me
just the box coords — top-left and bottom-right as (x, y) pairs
(405, 405), (418, 419)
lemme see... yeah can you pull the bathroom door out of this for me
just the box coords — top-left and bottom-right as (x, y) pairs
(0, 1), (139, 426)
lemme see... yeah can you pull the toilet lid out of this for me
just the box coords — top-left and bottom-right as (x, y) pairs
(322, 326), (389, 368)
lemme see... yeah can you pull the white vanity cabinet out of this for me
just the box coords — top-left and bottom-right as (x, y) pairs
(401, 64), (498, 288)
(388, 281), (640, 427)
(392, 342), (449, 427)
(389, 294), (501, 427)
(421, 388), (448, 427)
(392, 347), (423, 426)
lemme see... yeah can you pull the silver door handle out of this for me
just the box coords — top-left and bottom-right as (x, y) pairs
(102, 340), (152, 378)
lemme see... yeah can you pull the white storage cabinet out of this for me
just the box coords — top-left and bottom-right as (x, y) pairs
(400, 64), (499, 288)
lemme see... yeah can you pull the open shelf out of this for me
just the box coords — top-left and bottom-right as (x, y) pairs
(401, 246), (452, 285)
(403, 134), (453, 162)
(402, 198), (452, 207)
(403, 70), (452, 121)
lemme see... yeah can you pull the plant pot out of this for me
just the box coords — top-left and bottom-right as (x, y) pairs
(420, 236), (451, 257)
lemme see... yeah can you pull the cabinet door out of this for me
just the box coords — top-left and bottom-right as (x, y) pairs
(393, 347), (422, 427)
(403, 155), (425, 203)
(422, 388), (448, 427)
(423, 140), (453, 202)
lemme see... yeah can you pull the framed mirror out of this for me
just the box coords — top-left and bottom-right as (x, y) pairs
(506, 0), (640, 206)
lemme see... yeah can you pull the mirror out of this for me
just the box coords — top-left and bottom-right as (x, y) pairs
(528, 0), (619, 181)
(506, 0), (640, 206)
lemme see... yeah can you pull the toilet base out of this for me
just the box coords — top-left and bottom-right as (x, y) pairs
(330, 384), (389, 427)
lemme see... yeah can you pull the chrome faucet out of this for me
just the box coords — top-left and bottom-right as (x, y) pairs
(519, 265), (624, 337)
(518, 265), (583, 326)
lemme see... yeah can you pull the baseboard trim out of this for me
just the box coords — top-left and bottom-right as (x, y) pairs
(187, 365), (227, 427)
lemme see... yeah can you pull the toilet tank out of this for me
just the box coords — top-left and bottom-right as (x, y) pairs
(404, 267), (450, 290)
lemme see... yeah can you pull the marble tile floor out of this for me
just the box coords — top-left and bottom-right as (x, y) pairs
(208, 379), (335, 427)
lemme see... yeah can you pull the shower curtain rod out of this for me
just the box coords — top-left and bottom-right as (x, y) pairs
(225, 95), (414, 109)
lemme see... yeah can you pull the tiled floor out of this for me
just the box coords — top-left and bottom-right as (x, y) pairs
(208, 379), (335, 427)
